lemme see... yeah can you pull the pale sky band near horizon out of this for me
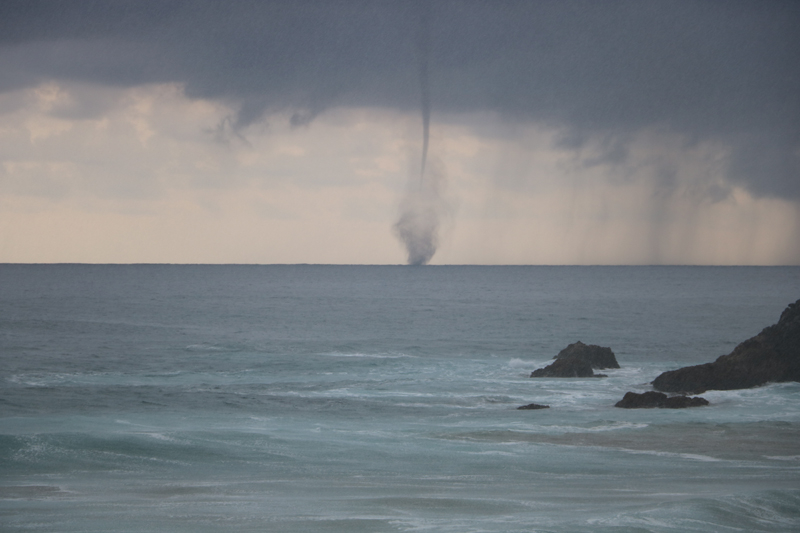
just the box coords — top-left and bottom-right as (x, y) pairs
(0, 1), (798, 264)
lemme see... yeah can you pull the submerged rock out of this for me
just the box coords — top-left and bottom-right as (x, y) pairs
(652, 299), (800, 393)
(517, 403), (550, 410)
(530, 341), (619, 378)
(614, 391), (709, 409)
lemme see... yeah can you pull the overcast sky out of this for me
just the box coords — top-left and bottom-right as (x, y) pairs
(1, 0), (798, 264)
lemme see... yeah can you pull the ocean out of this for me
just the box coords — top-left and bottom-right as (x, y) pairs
(1, 264), (799, 532)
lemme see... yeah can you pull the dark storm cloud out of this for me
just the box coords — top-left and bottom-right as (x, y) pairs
(1, 0), (798, 198)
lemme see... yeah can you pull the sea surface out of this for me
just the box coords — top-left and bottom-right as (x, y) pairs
(1, 264), (800, 532)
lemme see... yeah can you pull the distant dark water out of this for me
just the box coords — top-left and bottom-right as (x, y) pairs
(2, 265), (799, 532)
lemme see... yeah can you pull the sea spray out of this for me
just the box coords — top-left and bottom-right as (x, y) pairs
(394, 157), (446, 265)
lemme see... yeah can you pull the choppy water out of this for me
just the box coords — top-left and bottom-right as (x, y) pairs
(2, 265), (799, 532)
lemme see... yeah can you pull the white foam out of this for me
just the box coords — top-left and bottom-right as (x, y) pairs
(617, 448), (722, 462)
(184, 343), (237, 352)
(507, 358), (541, 368)
(7, 371), (127, 387)
(514, 422), (649, 434)
(319, 351), (414, 359)
(464, 450), (519, 457)
(140, 432), (177, 442)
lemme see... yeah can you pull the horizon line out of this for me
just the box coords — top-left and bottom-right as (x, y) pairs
(2, 263), (799, 268)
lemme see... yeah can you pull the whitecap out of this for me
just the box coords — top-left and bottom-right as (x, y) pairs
(585, 421), (650, 432)
(139, 432), (177, 442)
(464, 450), (519, 457)
(318, 351), (414, 359)
(506, 358), (542, 368)
(618, 448), (722, 462)
(184, 343), (230, 352)
(523, 422), (649, 434)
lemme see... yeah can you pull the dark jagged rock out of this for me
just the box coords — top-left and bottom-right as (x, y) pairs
(653, 299), (800, 393)
(517, 403), (550, 410)
(530, 341), (618, 378)
(614, 391), (709, 409)
(531, 356), (594, 378)
(553, 341), (620, 369)
(662, 395), (710, 408)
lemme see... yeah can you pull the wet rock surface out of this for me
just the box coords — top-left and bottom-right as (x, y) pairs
(553, 341), (619, 369)
(614, 391), (709, 409)
(517, 403), (550, 410)
(531, 341), (619, 378)
(653, 299), (800, 393)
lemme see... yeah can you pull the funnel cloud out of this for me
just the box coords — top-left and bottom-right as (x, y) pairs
(394, 1), (442, 266)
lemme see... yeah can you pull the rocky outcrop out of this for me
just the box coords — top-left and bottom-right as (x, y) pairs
(517, 403), (550, 410)
(553, 341), (619, 369)
(531, 356), (595, 377)
(652, 299), (800, 393)
(530, 341), (618, 378)
(614, 391), (708, 409)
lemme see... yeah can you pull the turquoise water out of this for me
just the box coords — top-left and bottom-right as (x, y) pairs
(2, 265), (799, 532)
